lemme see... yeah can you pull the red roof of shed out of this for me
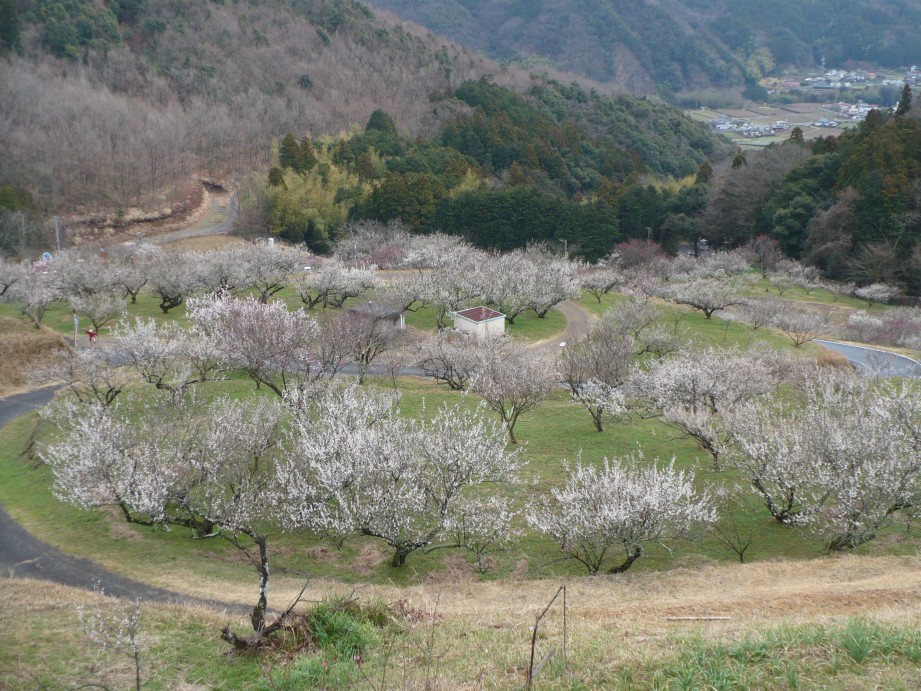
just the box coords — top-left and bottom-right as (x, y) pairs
(455, 306), (505, 322)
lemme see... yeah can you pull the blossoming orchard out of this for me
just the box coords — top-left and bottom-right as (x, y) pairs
(2, 225), (918, 651)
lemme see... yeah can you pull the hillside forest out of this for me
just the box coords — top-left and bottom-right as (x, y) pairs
(365, 0), (921, 98)
(1, 0), (920, 292)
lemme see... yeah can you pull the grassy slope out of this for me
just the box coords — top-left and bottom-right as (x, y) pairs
(4, 284), (921, 686)
(5, 557), (921, 688)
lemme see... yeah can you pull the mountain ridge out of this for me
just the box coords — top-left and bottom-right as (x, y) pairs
(364, 0), (921, 97)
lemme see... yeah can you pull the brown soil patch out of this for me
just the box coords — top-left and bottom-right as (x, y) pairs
(305, 546), (339, 563)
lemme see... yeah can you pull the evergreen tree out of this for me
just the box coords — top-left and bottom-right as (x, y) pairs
(366, 109), (398, 136)
(0, 0), (20, 51)
(268, 167), (287, 188)
(896, 84), (913, 117)
(694, 161), (713, 185)
(279, 134), (300, 169)
(296, 136), (318, 173)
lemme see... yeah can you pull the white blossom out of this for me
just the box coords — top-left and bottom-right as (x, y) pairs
(528, 452), (715, 574)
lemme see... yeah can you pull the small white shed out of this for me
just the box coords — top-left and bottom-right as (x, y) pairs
(452, 306), (506, 339)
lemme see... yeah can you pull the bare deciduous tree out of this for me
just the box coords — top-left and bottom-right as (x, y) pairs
(560, 319), (634, 432)
(414, 330), (486, 391)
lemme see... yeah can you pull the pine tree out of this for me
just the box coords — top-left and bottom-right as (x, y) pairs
(896, 84), (913, 117)
(279, 134), (300, 169)
(296, 137), (317, 173)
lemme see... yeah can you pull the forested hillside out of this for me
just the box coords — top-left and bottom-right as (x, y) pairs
(240, 77), (731, 259)
(0, 0), (731, 258)
(700, 106), (921, 292)
(0, 0), (493, 217)
(366, 0), (921, 96)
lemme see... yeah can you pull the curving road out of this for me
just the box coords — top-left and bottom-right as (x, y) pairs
(0, 386), (60, 429)
(0, 388), (247, 613)
(815, 340), (921, 378)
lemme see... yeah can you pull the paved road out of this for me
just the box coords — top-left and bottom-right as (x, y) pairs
(0, 389), (247, 613)
(0, 386), (60, 429)
(0, 504), (244, 613)
(815, 339), (921, 377)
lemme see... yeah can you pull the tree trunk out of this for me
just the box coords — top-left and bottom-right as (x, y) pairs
(607, 546), (642, 574)
(250, 537), (269, 632)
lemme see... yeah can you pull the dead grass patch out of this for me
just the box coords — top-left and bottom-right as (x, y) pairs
(351, 543), (387, 576)
(0, 317), (68, 397)
(423, 555), (476, 585)
(162, 234), (245, 252)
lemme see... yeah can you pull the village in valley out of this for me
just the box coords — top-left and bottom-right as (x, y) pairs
(688, 64), (921, 147)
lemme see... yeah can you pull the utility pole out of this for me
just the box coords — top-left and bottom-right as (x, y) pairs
(53, 216), (61, 253)
(558, 238), (568, 257)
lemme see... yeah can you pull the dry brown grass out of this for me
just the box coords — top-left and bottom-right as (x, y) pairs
(7, 554), (921, 688)
(138, 552), (921, 635)
(0, 317), (68, 397)
(160, 234), (246, 252)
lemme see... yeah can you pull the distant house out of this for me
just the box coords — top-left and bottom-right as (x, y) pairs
(347, 302), (405, 330)
(452, 306), (506, 339)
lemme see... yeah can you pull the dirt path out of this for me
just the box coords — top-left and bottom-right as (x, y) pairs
(530, 299), (597, 355)
(148, 188), (235, 245)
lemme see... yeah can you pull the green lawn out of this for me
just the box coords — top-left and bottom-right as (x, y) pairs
(577, 290), (824, 355)
(3, 370), (907, 593)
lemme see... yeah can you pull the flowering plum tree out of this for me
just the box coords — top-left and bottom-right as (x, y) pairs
(292, 259), (376, 309)
(187, 296), (318, 395)
(579, 263), (621, 303)
(724, 372), (921, 549)
(147, 251), (204, 313)
(468, 340), (558, 444)
(770, 311), (827, 347)
(278, 384), (521, 566)
(0, 255), (23, 297)
(111, 318), (224, 399)
(528, 453), (715, 574)
(659, 274), (749, 319)
(40, 394), (296, 641)
(633, 348), (778, 469)
(855, 282), (900, 307)
(69, 291), (127, 333)
(13, 262), (62, 328)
